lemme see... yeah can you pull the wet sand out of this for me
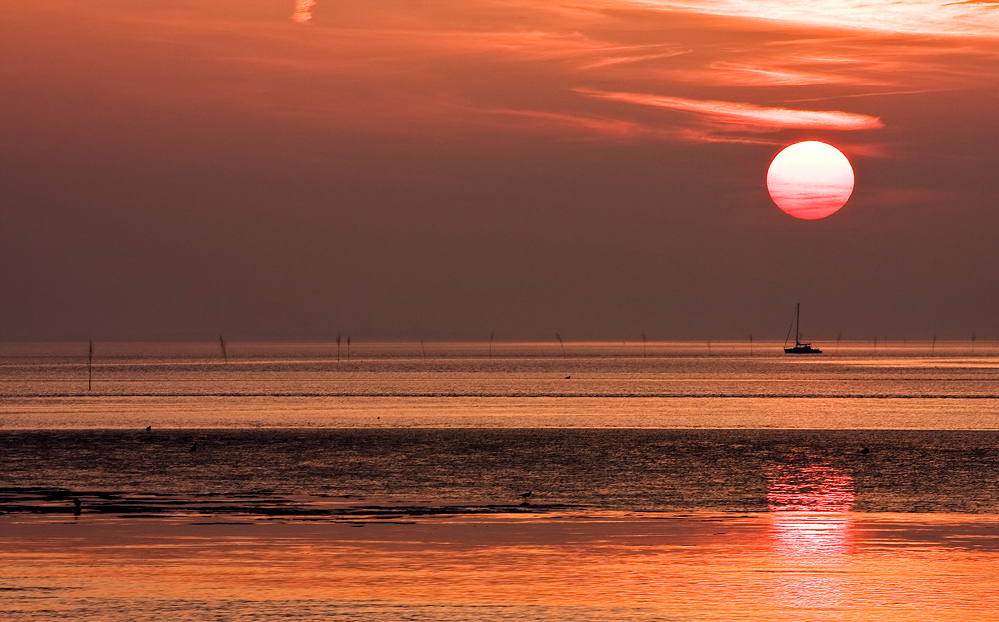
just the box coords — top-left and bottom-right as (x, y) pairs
(4, 511), (999, 621)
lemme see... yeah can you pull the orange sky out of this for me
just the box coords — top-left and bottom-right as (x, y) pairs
(3, 0), (999, 339)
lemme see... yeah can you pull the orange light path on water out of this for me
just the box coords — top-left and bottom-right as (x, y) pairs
(767, 463), (857, 611)
(4, 510), (999, 621)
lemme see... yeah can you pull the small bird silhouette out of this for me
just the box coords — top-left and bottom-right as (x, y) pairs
(145, 425), (151, 432)
(189, 442), (198, 453)
(72, 498), (81, 514)
(519, 491), (532, 499)
(860, 447), (870, 455)
(565, 375), (571, 379)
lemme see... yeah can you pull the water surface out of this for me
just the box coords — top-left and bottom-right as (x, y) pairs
(2, 340), (997, 428)
(3, 341), (999, 620)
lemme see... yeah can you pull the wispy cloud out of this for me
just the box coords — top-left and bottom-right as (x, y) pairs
(72, 0), (957, 151)
(474, 106), (782, 144)
(579, 48), (691, 70)
(696, 61), (888, 87)
(627, 0), (999, 37)
(579, 89), (884, 132)
(786, 88), (949, 103)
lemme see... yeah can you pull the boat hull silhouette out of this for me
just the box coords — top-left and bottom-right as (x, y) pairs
(784, 344), (822, 354)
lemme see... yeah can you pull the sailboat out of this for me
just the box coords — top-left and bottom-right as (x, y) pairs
(784, 303), (822, 354)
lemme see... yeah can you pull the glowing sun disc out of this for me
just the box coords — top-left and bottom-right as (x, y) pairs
(767, 141), (854, 219)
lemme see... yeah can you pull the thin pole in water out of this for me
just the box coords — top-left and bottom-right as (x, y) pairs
(555, 333), (566, 358)
(489, 331), (494, 359)
(219, 334), (228, 364)
(88, 339), (93, 391)
(336, 333), (341, 363)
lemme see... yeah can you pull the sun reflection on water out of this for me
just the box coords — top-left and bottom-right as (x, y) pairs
(768, 464), (854, 512)
(770, 510), (853, 558)
(768, 463), (855, 556)
(767, 463), (856, 610)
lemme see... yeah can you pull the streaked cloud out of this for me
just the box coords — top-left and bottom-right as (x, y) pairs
(696, 61), (888, 87)
(580, 48), (691, 70)
(579, 89), (884, 132)
(32, 0), (974, 151)
(628, 0), (999, 37)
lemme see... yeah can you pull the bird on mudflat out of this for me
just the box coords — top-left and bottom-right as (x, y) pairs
(519, 491), (532, 500)
(145, 425), (151, 432)
(189, 442), (198, 453)
(72, 498), (81, 514)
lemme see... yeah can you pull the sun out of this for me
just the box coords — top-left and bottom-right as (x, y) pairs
(767, 141), (855, 219)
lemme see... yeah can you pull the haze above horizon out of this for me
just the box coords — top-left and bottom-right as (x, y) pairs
(3, 0), (999, 341)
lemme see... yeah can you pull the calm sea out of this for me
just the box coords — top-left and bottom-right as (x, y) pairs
(2, 339), (998, 430)
(3, 341), (999, 621)
(2, 340), (999, 512)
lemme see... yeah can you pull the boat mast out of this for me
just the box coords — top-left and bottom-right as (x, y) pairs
(796, 303), (801, 345)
